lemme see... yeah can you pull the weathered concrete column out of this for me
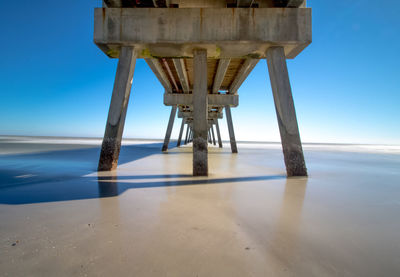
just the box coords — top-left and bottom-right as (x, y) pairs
(98, 46), (137, 171)
(162, 105), (177, 152)
(177, 118), (185, 147)
(215, 120), (223, 148)
(211, 125), (216, 145)
(225, 106), (238, 153)
(266, 47), (307, 176)
(184, 124), (190, 144)
(192, 49), (208, 176)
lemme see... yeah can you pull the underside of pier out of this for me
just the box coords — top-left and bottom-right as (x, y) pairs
(95, 0), (310, 177)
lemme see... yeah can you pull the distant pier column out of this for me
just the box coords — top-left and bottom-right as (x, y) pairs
(192, 49), (208, 176)
(266, 47), (307, 176)
(162, 105), (177, 152)
(98, 46), (137, 171)
(188, 127), (192, 142)
(184, 124), (190, 144)
(208, 129), (212, 143)
(177, 118), (185, 147)
(215, 120), (223, 148)
(211, 125), (216, 145)
(225, 106), (238, 153)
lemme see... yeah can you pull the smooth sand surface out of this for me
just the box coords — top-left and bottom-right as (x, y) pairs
(0, 136), (399, 276)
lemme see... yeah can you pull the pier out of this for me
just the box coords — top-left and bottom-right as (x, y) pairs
(95, 0), (311, 176)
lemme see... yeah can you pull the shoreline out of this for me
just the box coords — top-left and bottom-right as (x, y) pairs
(1, 135), (399, 155)
(0, 134), (399, 276)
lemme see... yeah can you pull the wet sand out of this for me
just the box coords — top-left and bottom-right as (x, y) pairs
(0, 136), (400, 276)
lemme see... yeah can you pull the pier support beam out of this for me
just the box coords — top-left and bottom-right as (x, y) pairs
(98, 46), (136, 171)
(225, 106), (238, 153)
(266, 47), (307, 176)
(177, 118), (185, 147)
(184, 124), (190, 144)
(211, 125), (216, 145)
(162, 105), (177, 152)
(215, 120), (223, 148)
(192, 49), (208, 176)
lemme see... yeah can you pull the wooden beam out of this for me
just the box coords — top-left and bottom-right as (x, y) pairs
(173, 59), (190, 93)
(162, 106), (177, 152)
(229, 59), (259, 94)
(145, 58), (172, 93)
(287, 0), (305, 7)
(103, 0), (122, 7)
(98, 46), (136, 171)
(103, 0), (305, 8)
(274, 0), (305, 8)
(192, 49), (208, 176)
(266, 46), (307, 176)
(212, 59), (230, 94)
(162, 58), (180, 92)
(237, 0), (254, 7)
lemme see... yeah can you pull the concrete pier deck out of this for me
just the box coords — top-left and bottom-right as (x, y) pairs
(1, 136), (400, 276)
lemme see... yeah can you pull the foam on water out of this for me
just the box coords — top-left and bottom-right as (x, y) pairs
(1, 136), (399, 155)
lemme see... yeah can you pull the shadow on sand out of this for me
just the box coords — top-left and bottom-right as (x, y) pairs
(97, 175), (286, 198)
(0, 142), (286, 205)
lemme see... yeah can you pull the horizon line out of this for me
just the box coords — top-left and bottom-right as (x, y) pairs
(1, 134), (399, 147)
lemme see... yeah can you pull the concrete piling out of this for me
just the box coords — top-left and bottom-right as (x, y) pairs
(192, 49), (208, 176)
(215, 120), (223, 148)
(266, 47), (307, 176)
(177, 118), (185, 147)
(98, 46), (137, 171)
(184, 123), (189, 144)
(225, 106), (238, 154)
(162, 105), (177, 152)
(211, 125), (216, 145)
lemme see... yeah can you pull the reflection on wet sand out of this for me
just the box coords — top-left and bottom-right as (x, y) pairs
(271, 177), (308, 272)
(1, 138), (400, 276)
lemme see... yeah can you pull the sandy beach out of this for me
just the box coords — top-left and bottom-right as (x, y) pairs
(0, 136), (399, 276)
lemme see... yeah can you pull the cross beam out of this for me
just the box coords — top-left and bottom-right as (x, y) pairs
(178, 111), (223, 119)
(164, 93), (238, 107)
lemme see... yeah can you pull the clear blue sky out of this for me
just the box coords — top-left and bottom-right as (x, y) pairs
(0, 0), (399, 144)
